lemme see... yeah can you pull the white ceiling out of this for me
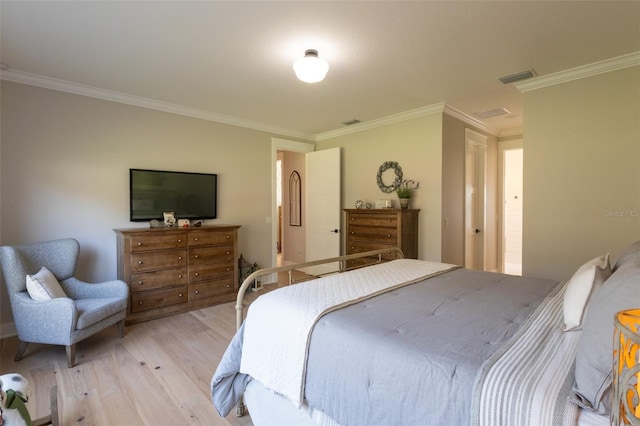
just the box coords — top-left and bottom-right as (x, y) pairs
(2, 1), (639, 140)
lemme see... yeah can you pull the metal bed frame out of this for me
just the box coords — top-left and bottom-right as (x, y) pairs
(233, 247), (404, 417)
(235, 247), (405, 330)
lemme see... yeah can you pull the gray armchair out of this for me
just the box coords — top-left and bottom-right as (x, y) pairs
(0, 238), (129, 367)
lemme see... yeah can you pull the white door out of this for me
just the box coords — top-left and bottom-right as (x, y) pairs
(464, 130), (487, 270)
(304, 147), (341, 275)
(503, 148), (523, 275)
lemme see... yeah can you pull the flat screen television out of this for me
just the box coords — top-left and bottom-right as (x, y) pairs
(129, 169), (217, 222)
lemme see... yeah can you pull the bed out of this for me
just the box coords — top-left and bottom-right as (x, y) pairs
(211, 242), (640, 426)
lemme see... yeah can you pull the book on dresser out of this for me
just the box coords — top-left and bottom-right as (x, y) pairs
(344, 209), (419, 269)
(114, 225), (240, 324)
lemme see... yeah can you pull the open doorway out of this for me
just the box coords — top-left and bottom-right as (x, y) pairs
(270, 138), (314, 273)
(270, 139), (342, 276)
(276, 156), (283, 266)
(498, 138), (523, 275)
(501, 146), (523, 275)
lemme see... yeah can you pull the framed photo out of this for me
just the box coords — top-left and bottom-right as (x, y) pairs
(163, 211), (176, 227)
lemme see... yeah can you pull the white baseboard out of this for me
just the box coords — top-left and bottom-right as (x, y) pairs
(0, 321), (17, 339)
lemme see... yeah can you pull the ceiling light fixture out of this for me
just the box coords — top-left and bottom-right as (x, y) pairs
(293, 49), (329, 83)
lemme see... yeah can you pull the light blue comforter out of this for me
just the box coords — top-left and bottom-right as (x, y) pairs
(211, 267), (559, 425)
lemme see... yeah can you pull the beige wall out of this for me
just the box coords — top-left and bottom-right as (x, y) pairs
(317, 114), (443, 261)
(0, 81), (279, 330)
(523, 66), (640, 280)
(441, 114), (498, 270)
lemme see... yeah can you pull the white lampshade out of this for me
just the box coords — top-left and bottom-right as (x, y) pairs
(293, 49), (329, 83)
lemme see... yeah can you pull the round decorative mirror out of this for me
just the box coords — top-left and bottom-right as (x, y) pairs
(376, 161), (403, 193)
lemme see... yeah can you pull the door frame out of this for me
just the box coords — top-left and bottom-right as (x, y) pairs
(497, 138), (524, 274)
(270, 138), (315, 271)
(464, 129), (488, 270)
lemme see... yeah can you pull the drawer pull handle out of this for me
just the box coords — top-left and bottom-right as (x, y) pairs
(195, 272), (199, 276)
(137, 281), (143, 285)
(226, 267), (230, 271)
(226, 251), (230, 255)
(387, 219), (391, 222)
(226, 235), (230, 239)
(194, 254), (199, 259)
(351, 231), (355, 235)
(138, 260), (143, 265)
(178, 256), (183, 260)
(178, 239), (182, 243)
(194, 237), (199, 241)
(387, 234), (391, 238)
(351, 217), (355, 221)
(195, 290), (200, 294)
(138, 301), (143, 305)
(178, 274), (183, 279)
(137, 242), (143, 246)
(226, 284), (230, 288)
(178, 293), (183, 297)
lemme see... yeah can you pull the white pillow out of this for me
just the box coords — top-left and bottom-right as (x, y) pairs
(562, 253), (611, 331)
(26, 267), (67, 300)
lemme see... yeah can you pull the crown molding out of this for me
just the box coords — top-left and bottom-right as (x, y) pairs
(2, 68), (504, 142)
(315, 102), (500, 141)
(0, 69), (316, 141)
(516, 51), (640, 93)
(315, 103), (447, 141)
(442, 104), (499, 136)
(498, 126), (523, 138)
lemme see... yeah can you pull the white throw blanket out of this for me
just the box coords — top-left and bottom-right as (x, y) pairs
(239, 259), (458, 407)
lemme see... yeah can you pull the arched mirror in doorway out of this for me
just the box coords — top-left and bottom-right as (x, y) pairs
(289, 171), (301, 226)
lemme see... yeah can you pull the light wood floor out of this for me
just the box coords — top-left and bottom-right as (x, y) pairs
(0, 270), (312, 426)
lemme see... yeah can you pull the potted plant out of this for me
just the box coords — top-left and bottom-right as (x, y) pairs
(396, 179), (419, 209)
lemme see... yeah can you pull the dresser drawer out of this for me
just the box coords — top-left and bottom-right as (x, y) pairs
(348, 224), (397, 244)
(347, 213), (398, 227)
(130, 233), (188, 252)
(346, 241), (401, 259)
(189, 263), (234, 283)
(131, 286), (188, 312)
(130, 268), (187, 293)
(131, 249), (187, 272)
(189, 230), (235, 246)
(189, 246), (234, 265)
(190, 280), (235, 300)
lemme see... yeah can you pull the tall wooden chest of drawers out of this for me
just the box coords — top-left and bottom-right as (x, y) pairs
(115, 225), (240, 324)
(344, 209), (419, 269)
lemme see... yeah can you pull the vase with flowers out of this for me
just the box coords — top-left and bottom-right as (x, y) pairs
(396, 179), (419, 209)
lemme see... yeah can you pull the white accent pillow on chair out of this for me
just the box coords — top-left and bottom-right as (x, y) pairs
(26, 266), (67, 300)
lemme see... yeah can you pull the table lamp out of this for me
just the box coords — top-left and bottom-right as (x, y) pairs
(612, 308), (640, 425)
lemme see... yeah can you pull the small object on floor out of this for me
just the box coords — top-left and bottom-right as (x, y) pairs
(0, 373), (32, 426)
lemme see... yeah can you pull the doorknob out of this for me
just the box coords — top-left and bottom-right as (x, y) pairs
(475, 229), (481, 234)
(330, 229), (340, 234)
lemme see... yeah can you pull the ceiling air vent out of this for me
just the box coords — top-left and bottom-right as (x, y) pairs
(498, 69), (536, 84)
(476, 107), (511, 119)
(342, 119), (361, 126)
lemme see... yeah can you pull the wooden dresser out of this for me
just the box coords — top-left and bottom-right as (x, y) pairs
(344, 209), (419, 269)
(114, 225), (240, 324)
